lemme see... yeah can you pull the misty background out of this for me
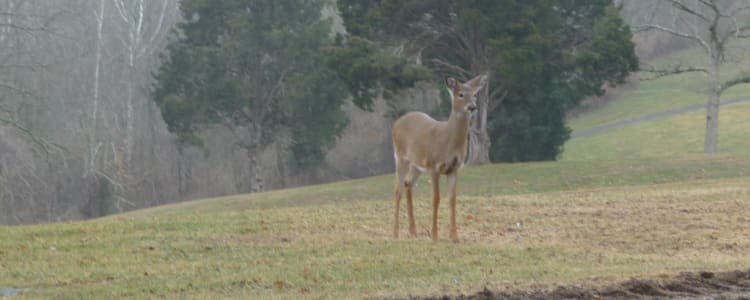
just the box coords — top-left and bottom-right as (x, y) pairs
(0, 1), (711, 224)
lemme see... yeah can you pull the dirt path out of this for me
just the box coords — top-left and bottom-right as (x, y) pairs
(416, 269), (750, 300)
(571, 97), (750, 139)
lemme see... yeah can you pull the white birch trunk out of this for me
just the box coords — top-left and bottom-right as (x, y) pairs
(86, 0), (106, 177)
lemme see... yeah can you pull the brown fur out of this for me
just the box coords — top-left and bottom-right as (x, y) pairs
(391, 74), (488, 241)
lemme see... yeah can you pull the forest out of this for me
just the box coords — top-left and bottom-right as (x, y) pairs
(0, 0), (642, 224)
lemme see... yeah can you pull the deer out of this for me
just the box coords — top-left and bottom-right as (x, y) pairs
(391, 74), (488, 241)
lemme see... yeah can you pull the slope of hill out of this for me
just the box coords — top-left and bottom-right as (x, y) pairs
(1, 155), (749, 299)
(564, 102), (750, 160)
(564, 45), (750, 160)
(3, 41), (750, 300)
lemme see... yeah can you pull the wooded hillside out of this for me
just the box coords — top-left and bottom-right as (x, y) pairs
(0, 0), (638, 224)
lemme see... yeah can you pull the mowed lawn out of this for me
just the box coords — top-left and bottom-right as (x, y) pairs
(564, 42), (750, 162)
(564, 102), (750, 161)
(568, 43), (750, 133)
(1, 155), (750, 299)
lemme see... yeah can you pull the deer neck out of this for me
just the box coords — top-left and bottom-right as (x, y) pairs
(445, 110), (471, 149)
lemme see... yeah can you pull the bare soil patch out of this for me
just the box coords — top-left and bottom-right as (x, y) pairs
(418, 269), (750, 299)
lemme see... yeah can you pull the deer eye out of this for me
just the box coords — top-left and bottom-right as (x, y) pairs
(459, 93), (464, 98)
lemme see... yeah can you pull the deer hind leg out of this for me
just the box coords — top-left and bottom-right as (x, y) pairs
(404, 165), (422, 237)
(430, 171), (441, 241)
(393, 159), (409, 239)
(447, 173), (458, 242)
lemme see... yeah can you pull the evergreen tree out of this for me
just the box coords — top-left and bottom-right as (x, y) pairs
(323, 36), (434, 113)
(153, 0), (347, 190)
(335, 0), (638, 162)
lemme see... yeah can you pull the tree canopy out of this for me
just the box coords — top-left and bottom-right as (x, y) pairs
(153, 0), (347, 176)
(334, 0), (638, 162)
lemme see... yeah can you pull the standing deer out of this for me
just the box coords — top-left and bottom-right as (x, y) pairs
(391, 74), (488, 241)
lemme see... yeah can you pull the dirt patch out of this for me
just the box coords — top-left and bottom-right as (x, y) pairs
(416, 269), (750, 299)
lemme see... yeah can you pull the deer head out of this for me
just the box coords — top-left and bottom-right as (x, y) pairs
(445, 74), (487, 114)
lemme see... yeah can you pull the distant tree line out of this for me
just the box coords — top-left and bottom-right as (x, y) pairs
(0, 0), (185, 224)
(1, 0), (638, 224)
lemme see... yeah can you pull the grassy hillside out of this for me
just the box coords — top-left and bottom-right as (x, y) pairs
(564, 44), (750, 160)
(568, 42), (750, 130)
(4, 41), (750, 300)
(2, 155), (750, 299)
(564, 102), (750, 160)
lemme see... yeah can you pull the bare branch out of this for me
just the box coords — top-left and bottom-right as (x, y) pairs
(733, 19), (750, 38)
(0, 22), (46, 32)
(488, 85), (508, 113)
(210, 106), (252, 150)
(633, 24), (711, 55)
(146, 0), (170, 46)
(428, 58), (471, 78)
(721, 72), (750, 92)
(727, 15), (747, 40)
(730, 5), (750, 17)
(639, 65), (708, 81)
(668, 0), (710, 23)
(0, 82), (35, 98)
(696, 0), (720, 15)
(0, 114), (66, 157)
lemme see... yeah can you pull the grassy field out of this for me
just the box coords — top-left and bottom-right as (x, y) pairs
(568, 45), (750, 133)
(4, 42), (750, 300)
(563, 43), (750, 161)
(564, 102), (750, 160)
(2, 155), (750, 299)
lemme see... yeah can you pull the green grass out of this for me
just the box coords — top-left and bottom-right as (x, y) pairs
(564, 43), (750, 162)
(564, 102), (750, 160)
(4, 42), (750, 300)
(2, 155), (750, 299)
(121, 154), (749, 216)
(568, 46), (750, 132)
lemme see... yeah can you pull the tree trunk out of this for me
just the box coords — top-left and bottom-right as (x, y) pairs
(467, 81), (491, 165)
(704, 91), (720, 153)
(86, 0), (106, 177)
(247, 148), (264, 193)
(704, 61), (720, 154)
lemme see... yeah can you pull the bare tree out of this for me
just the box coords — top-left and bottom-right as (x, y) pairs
(0, 0), (184, 223)
(85, 0), (105, 178)
(87, 0), (178, 212)
(631, 0), (750, 153)
(0, 0), (52, 147)
(111, 0), (172, 167)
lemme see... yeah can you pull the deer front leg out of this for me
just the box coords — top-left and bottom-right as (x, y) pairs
(393, 165), (407, 239)
(393, 179), (401, 239)
(405, 166), (421, 237)
(448, 173), (458, 242)
(430, 171), (440, 241)
(406, 185), (416, 236)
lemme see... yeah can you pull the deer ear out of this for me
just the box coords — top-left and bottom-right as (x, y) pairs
(468, 74), (488, 94)
(445, 77), (458, 89)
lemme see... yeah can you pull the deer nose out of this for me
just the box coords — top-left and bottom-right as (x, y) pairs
(467, 103), (477, 112)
